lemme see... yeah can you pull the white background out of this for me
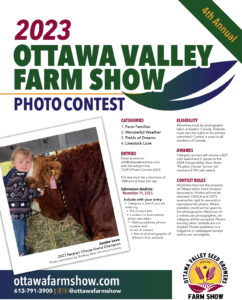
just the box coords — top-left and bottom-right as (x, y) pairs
(0, 0), (242, 299)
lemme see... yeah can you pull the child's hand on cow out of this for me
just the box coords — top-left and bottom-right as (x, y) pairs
(40, 189), (44, 196)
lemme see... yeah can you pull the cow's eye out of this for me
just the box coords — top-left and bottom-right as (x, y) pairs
(44, 167), (50, 173)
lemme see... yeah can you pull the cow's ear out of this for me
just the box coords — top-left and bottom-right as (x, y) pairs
(26, 176), (36, 189)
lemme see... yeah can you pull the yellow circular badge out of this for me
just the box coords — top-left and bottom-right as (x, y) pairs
(190, 259), (222, 285)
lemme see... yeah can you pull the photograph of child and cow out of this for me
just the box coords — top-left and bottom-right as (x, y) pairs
(0, 127), (118, 254)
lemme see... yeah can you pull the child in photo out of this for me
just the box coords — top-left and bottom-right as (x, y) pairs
(4, 148), (44, 256)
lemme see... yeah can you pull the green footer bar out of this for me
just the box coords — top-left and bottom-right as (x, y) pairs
(0, 270), (172, 299)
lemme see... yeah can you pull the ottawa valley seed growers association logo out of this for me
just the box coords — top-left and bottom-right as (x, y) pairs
(183, 253), (228, 299)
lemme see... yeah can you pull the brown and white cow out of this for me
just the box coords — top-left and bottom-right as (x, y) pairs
(27, 142), (118, 241)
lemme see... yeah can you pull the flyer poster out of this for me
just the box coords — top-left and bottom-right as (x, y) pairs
(0, 0), (241, 299)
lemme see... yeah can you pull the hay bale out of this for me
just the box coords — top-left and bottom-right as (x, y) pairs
(26, 213), (89, 254)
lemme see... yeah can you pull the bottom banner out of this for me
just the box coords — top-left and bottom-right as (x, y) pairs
(0, 270), (172, 299)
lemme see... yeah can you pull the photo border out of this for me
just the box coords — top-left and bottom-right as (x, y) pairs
(0, 117), (129, 274)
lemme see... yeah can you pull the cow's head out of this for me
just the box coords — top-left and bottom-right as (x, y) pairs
(27, 156), (62, 189)
(27, 155), (67, 220)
